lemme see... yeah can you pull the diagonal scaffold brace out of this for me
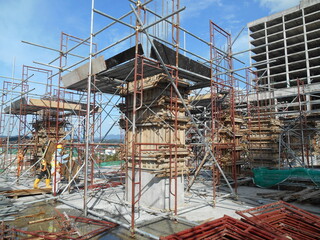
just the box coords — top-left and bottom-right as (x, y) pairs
(130, 4), (236, 198)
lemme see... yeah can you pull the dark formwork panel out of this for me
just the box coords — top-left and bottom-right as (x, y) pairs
(151, 40), (211, 79)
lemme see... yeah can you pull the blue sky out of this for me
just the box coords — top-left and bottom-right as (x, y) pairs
(0, 0), (301, 79)
(0, 0), (301, 136)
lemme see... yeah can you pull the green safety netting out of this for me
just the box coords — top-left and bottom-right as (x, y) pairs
(0, 148), (18, 154)
(99, 161), (124, 167)
(253, 167), (320, 188)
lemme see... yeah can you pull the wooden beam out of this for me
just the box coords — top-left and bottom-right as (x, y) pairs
(29, 99), (81, 111)
(0, 188), (51, 198)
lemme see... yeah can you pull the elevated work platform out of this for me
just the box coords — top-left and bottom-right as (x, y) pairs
(4, 97), (100, 116)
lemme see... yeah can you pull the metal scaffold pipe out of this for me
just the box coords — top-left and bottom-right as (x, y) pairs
(48, 0), (153, 65)
(130, 4), (236, 197)
(58, 199), (159, 240)
(21, 40), (85, 59)
(84, 0), (95, 217)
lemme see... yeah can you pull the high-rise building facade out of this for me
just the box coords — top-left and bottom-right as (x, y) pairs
(248, 0), (320, 115)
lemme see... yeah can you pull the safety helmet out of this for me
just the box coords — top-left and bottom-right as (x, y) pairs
(41, 159), (46, 165)
(57, 144), (63, 149)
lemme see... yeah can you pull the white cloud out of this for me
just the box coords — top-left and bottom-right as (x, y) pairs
(180, 0), (222, 18)
(232, 29), (250, 55)
(256, 0), (300, 14)
(222, 13), (241, 25)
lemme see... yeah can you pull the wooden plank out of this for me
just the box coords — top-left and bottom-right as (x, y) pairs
(29, 99), (81, 111)
(297, 189), (320, 202)
(257, 191), (293, 200)
(282, 188), (313, 202)
(16, 211), (45, 219)
(0, 188), (51, 198)
(29, 217), (56, 224)
(43, 140), (56, 164)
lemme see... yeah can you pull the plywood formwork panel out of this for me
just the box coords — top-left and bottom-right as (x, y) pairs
(121, 74), (190, 176)
(247, 116), (282, 167)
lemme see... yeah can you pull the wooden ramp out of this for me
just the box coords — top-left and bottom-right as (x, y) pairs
(0, 188), (52, 198)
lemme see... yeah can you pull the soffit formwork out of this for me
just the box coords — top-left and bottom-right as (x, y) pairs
(4, 97), (98, 116)
(61, 40), (212, 94)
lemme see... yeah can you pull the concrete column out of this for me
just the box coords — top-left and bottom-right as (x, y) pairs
(121, 74), (189, 212)
(126, 170), (184, 210)
(248, 28), (253, 88)
(264, 22), (271, 91)
(302, 9), (311, 84)
(274, 95), (278, 113)
(282, 15), (290, 88)
(306, 94), (311, 112)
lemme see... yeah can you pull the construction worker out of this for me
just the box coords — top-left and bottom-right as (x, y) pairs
(52, 144), (68, 193)
(33, 159), (51, 189)
(16, 149), (24, 178)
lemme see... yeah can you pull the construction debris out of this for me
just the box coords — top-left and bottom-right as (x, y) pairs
(0, 196), (21, 222)
(2, 208), (118, 240)
(257, 187), (320, 203)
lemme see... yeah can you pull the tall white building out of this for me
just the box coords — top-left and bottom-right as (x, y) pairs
(248, 0), (320, 116)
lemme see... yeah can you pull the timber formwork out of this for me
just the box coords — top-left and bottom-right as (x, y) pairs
(0, 32), (102, 197)
(188, 94), (245, 174)
(247, 117), (282, 167)
(119, 73), (190, 177)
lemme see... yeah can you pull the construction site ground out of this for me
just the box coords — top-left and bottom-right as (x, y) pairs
(1, 165), (319, 239)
